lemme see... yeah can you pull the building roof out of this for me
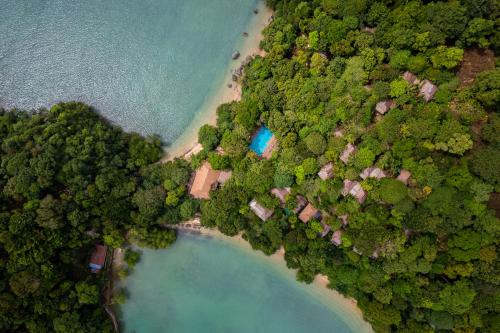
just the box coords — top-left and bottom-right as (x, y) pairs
(331, 229), (343, 246)
(333, 128), (344, 137)
(360, 167), (387, 180)
(375, 100), (395, 115)
(419, 80), (437, 102)
(318, 163), (334, 180)
(339, 214), (349, 226)
(293, 195), (309, 214)
(403, 71), (418, 85)
(217, 170), (232, 185)
(271, 188), (291, 205)
(189, 162), (221, 199)
(339, 143), (357, 164)
(397, 170), (412, 185)
(299, 203), (320, 223)
(342, 180), (367, 204)
(249, 199), (274, 221)
(320, 222), (331, 238)
(89, 244), (107, 273)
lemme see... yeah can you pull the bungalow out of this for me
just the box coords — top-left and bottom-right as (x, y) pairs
(403, 71), (418, 85)
(89, 244), (107, 273)
(293, 195), (309, 214)
(271, 187), (291, 206)
(375, 100), (396, 115)
(419, 80), (438, 102)
(217, 170), (232, 185)
(331, 229), (343, 246)
(320, 222), (331, 238)
(339, 143), (357, 164)
(318, 162), (334, 180)
(339, 214), (349, 226)
(299, 203), (321, 223)
(333, 128), (344, 138)
(360, 167), (386, 180)
(249, 199), (274, 221)
(342, 180), (367, 204)
(189, 162), (221, 199)
(397, 170), (412, 185)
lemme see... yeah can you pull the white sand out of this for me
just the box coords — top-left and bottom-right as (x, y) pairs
(162, 2), (272, 161)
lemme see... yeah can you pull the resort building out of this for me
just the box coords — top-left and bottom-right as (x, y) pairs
(342, 180), (367, 204)
(320, 222), (331, 238)
(403, 71), (418, 85)
(293, 195), (309, 214)
(339, 214), (349, 226)
(360, 167), (387, 180)
(89, 244), (107, 273)
(249, 199), (274, 221)
(217, 170), (232, 185)
(299, 203), (321, 223)
(333, 128), (344, 138)
(189, 162), (221, 199)
(331, 229), (343, 246)
(397, 170), (412, 185)
(249, 126), (277, 159)
(375, 100), (396, 115)
(271, 187), (291, 206)
(339, 143), (357, 164)
(419, 80), (438, 102)
(318, 162), (334, 180)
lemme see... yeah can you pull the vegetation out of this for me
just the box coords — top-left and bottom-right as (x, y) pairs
(0, 102), (182, 332)
(1, 0), (499, 332)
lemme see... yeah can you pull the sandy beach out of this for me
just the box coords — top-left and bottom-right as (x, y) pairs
(162, 1), (272, 161)
(177, 226), (373, 333)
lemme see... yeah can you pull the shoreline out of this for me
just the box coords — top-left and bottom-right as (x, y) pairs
(177, 227), (373, 333)
(162, 1), (272, 161)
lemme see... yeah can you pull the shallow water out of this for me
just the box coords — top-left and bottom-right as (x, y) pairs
(120, 233), (371, 333)
(0, 0), (259, 144)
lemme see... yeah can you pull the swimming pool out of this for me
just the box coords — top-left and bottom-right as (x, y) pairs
(249, 126), (273, 156)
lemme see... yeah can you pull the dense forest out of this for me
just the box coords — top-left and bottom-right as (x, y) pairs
(0, 103), (179, 332)
(187, 0), (499, 332)
(1, 0), (499, 332)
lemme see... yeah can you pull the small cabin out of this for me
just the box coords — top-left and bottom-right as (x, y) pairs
(375, 100), (395, 115)
(339, 143), (357, 164)
(419, 80), (437, 102)
(360, 167), (386, 180)
(397, 170), (412, 185)
(331, 229), (343, 246)
(299, 203), (321, 223)
(342, 180), (367, 204)
(249, 199), (274, 221)
(318, 163), (334, 180)
(89, 244), (107, 273)
(403, 71), (418, 85)
(293, 195), (309, 214)
(271, 188), (291, 207)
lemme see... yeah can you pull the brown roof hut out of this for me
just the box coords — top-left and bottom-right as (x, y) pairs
(299, 203), (320, 223)
(339, 143), (357, 164)
(397, 170), (412, 185)
(342, 180), (367, 204)
(360, 167), (387, 180)
(189, 162), (221, 199)
(249, 199), (274, 221)
(403, 71), (418, 85)
(375, 100), (396, 115)
(419, 80), (437, 102)
(271, 188), (291, 206)
(89, 244), (107, 273)
(318, 163), (334, 180)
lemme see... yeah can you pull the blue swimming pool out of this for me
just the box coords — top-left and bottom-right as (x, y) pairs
(249, 126), (273, 156)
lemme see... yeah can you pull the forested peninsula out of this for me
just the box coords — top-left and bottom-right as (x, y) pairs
(1, 0), (499, 332)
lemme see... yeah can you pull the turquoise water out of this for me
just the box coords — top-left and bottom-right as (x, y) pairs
(249, 126), (273, 156)
(0, 0), (259, 144)
(120, 233), (371, 333)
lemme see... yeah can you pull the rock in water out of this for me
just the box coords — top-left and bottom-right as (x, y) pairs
(232, 51), (240, 60)
(253, 8), (259, 14)
(243, 32), (248, 37)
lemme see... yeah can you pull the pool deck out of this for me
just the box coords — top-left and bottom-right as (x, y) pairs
(261, 135), (277, 159)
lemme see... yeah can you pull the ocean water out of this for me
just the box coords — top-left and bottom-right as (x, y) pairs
(120, 233), (372, 333)
(0, 0), (259, 144)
